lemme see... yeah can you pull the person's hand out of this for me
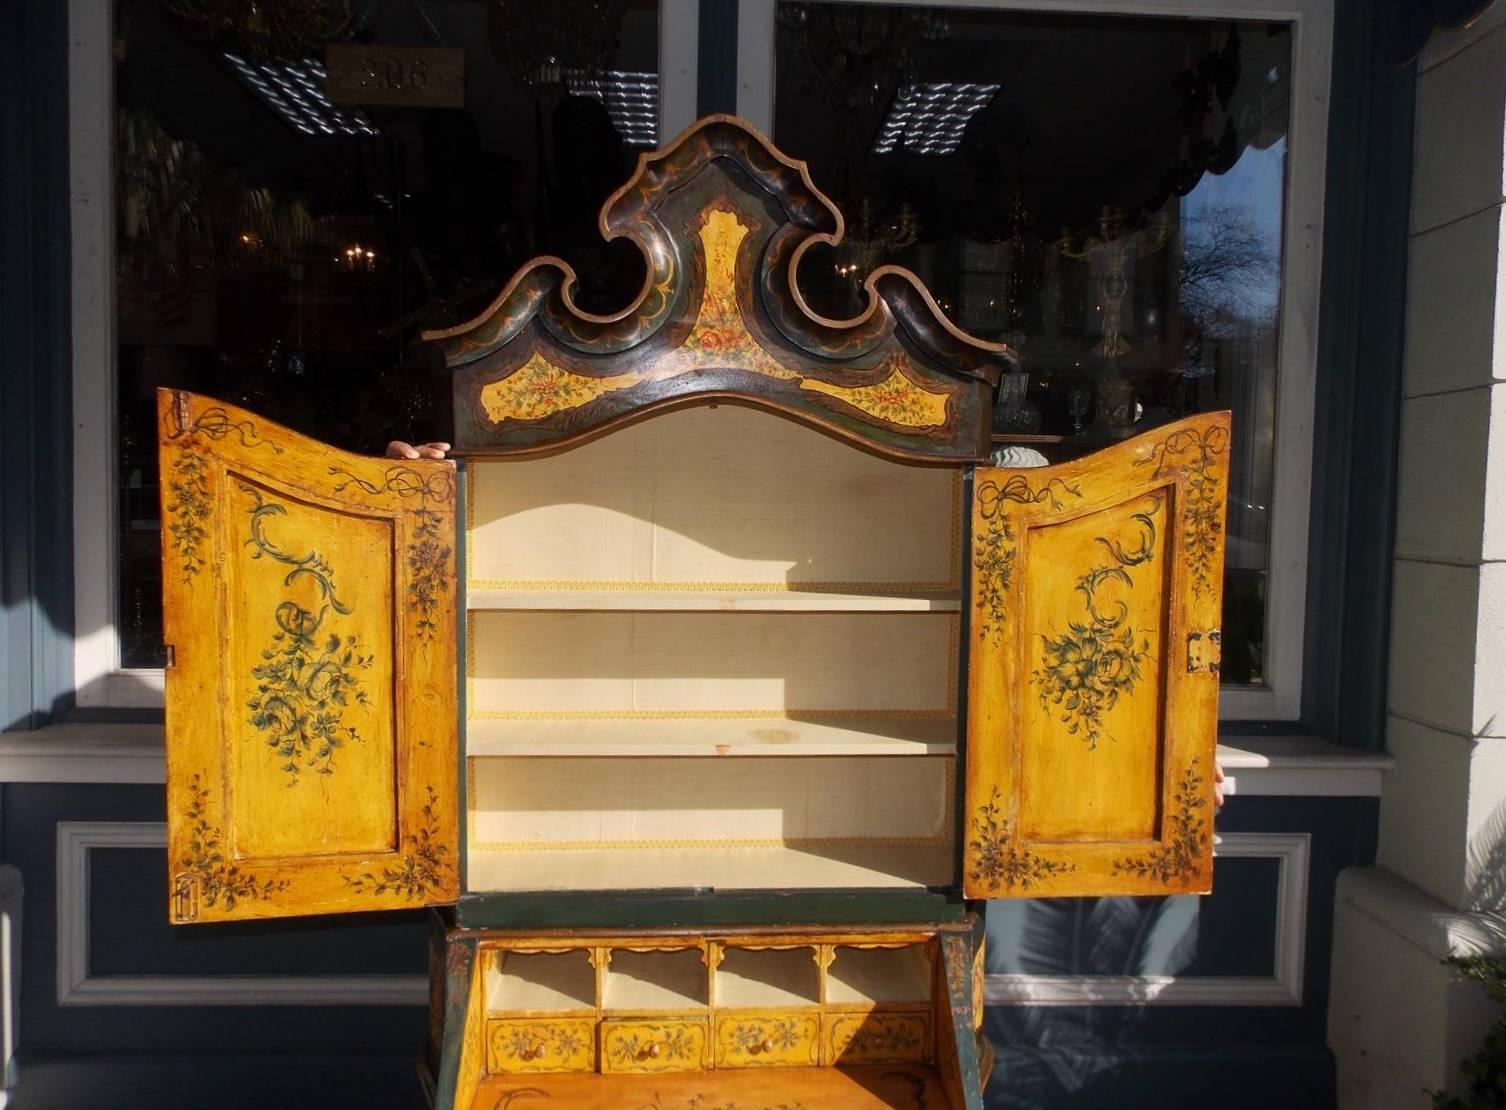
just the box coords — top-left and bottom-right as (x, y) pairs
(1213, 761), (1226, 809)
(386, 441), (450, 460)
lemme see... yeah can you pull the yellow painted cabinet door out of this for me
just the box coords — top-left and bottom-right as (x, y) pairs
(963, 412), (1230, 899)
(157, 389), (459, 922)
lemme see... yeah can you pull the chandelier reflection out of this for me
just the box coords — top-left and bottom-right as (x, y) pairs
(159, 0), (356, 58)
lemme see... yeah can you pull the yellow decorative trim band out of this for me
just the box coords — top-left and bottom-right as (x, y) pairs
(468, 835), (953, 852)
(465, 579), (961, 593)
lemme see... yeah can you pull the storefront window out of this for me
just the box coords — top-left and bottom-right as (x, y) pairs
(775, 5), (1290, 686)
(113, 0), (660, 667)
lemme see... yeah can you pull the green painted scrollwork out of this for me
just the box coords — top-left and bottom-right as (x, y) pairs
(328, 465), (454, 644)
(1032, 500), (1160, 750)
(972, 474), (1082, 640)
(1136, 423), (1228, 597)
(238, 483), (372, 785)
(178, 774), (288, 910)
(1111, 760), (1209, 882)
(968, 787), (1075, 891)
(342, 784), (450, 898)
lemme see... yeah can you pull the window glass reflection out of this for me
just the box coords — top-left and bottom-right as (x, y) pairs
(775, 6), (1291, 684)
(114, 0), (659, 667)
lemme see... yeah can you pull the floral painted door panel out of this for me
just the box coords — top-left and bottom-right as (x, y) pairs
(157, 388), (459, 922)
(964, 411), (1230, 899)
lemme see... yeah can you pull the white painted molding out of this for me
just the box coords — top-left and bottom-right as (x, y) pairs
(736, 0), (776, 133)
(69, 0), (132, 709)
(0, 866), (22, 1108)
(985, 832), (1311, 1007)
(1217, 736), (1394, 797)
(659, 0), (700, 143)
(56, 823), (427, 1007)
(1335, 866), (1506, 960)
(0, 725), (166, 784)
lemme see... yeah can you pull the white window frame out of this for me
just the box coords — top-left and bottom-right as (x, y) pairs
(70, 0), (1325, 720)
(67, 0), (704, 707)
(738, 0), (1330, 721)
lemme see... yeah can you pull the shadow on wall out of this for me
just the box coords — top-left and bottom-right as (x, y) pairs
(982, 897), (1171, 1108)
(1467, 793), (1506, 916)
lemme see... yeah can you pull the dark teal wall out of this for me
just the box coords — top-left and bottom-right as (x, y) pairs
(697, 0), (739, 117)
(0, 2), (1416, 1108)
(0, 0), (75, 733)
(1303, 0), (1417, 749)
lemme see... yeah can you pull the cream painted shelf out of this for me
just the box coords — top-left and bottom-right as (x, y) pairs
(485, 950), (597, 1013)
(464, 587), (961, 612)
(464, 717), (957, 757)
(466, 842), (954, 893)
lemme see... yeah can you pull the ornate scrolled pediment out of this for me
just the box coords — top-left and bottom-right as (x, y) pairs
(422, 114), (1015, 460)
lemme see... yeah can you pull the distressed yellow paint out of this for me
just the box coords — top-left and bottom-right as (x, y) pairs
(479, 359), (649, 424)
(962, 411), (1231, 900)
(477, 206), (950, 429)
(157, 389), (459, 924)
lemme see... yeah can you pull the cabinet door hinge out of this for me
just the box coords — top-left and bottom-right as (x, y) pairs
(1187, 630), (1222, 675)
(173, 873), (199, 923)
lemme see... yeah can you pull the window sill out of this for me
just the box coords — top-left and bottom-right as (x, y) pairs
(0, 724), (1394, 794)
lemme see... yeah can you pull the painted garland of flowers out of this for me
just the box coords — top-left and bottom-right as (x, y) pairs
(162, 401), (282, 586)
(492, 1022), (587, 1065)
(342, 784), (449, 898)
(1135, 423), (1228, 597)
(1032, 501), (1160, 750)
(1111, 759), (1209, 883)
(728, 1016), (808, 1058)
(328, 465), (454, 644)
(835, 1014), (926, 1059)
(240, 483), (372, 785)
(177, 774), (288, 913)
(968, 787), (1075, 891)
(972, 474), (1082, 640)
(165, 451), (211, 582)
(605, 1025), (700, 1068)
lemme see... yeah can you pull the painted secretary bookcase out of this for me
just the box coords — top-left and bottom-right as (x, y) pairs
(156, 116), (1228, 1109)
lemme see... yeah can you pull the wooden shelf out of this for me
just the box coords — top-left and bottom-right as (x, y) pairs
(465, 587), (960, 612)
(466, 842), (952, 893)
(465, 717), (957, 758)
(602, 949), (709, 1011)
(716, 947), (819, 1008)
(485, 950), (597, 1013)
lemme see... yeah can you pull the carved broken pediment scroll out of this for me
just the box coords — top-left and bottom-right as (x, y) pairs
(421, 115), (1015, 461)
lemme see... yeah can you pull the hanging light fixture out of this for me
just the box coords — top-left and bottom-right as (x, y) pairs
(779, 3), (949, 116)
(159, 0), (356, 59)
(487, 0), (629, 90)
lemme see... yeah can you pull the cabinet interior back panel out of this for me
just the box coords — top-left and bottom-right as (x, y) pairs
(468, 611), (957, 716)
(466, 405), (961, 590)
(468, 755), (952, 846)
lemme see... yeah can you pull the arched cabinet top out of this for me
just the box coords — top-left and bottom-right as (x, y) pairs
(422, 115), (1014, 461)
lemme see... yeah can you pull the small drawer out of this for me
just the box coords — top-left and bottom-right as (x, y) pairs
(601, 1018), (709, 1073)
(486, 1018), (596, 1074)
(714, 1012), (819, 1068)
(823, 1011), (931, 1065)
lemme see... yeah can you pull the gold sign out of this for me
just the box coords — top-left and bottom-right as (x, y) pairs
(324, 44), (464, 109)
